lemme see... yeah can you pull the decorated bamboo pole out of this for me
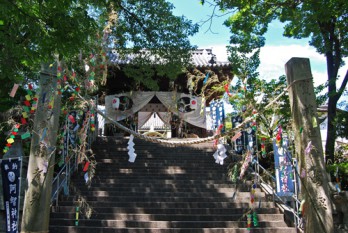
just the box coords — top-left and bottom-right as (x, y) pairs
(285, 57), (333, 233)
(21, 63), (62, 233)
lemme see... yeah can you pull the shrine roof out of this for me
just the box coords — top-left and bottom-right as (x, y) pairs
(108, 48), (230, 68)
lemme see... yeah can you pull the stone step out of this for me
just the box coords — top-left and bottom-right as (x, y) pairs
(56, 201), (275, 209)
(48, 226), (297, 233)
(64, 195), (267, 203)
(52, 207), (281, 215)
(50, 212), (284, 221)
(49, 137), (295, 233)
(69, 183), (261, 192)
(72, 179), (235, 185)
(49, 219), (288, 228)
(73, 189), (263, 197)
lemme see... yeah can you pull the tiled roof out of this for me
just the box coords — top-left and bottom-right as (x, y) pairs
(108, 48), (230, 68)
(191, 49), (230, 67)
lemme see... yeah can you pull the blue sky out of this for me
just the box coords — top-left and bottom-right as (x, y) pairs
(168, 0), (348, 90)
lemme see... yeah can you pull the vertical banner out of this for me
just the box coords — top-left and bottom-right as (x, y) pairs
(273, 139), (295, 197)
(210, 100), (225, 131)
(1, 157), (22, 233)
(231, 115), (245, 154)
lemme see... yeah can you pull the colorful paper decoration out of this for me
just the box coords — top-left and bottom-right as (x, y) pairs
(83, 161), (90, 172)
(247, 214), (252, 231)
(9, 84), (19, 97)
(276, 125), (282, 146)
(304, 141), (312, 156)
(224, 83), (232, 97)
(250, 183), (256, 204)
(261, 137), (266, 158)
(203, 72), (209, 84)
(253, 211), (259, 227)
(90, 111), (95, 132)
(75, 206), (79, 226)
(239, 151), (252, 179)
(21, 131), (31, 140)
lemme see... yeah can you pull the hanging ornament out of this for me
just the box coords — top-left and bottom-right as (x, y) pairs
(90, 110), (96, 132)
(203, 72), (210, 84)
(261, 137), (266, 158)
(247, 214), (252, 232)
(251, 109), (257, 131)
(2, 124), (21, 154)
(212, 143), (227, 165)
(253, 211), (259, 227)
(127, 135), (137, 163)
(239, 151), (252, 179)
(224, 83), (232, 97)
(9, 84), (19, 97)
(75, 206), (79, 226)
(276, 125), (282, 146)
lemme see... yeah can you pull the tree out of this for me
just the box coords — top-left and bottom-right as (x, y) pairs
(204, 0), (348, 163)
(0, 0), (198, 107)
(1, 1), (198, 232)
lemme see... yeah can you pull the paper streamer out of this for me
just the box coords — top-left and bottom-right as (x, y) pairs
(21, 132), (31, 139)
(68, 115), (76, 123)
(7, 138), (14, 144)
(9, 84), (19, 97)
(203, 72), (210, 84)
(24, 100), (31, 106)
(42, 161), (48, 174)
(40, 128), (47, 142)
(231, 131), (242, 141)
(84, 172), (89, 183)
(83, 161), (90, 172)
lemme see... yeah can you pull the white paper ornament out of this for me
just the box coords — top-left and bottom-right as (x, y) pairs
(212, 143), (227, 165)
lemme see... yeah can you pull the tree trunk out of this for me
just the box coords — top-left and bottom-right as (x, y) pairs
(324, 51), (338, 163)
(325, 96), (337, 163)
(285, 58), (333, 233)
(21, 64), (61, 233)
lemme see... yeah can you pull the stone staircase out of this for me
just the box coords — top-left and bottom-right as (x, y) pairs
(49, 136), (296, 233)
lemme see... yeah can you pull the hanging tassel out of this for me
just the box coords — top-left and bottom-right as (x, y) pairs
(75, 206), (79, 226)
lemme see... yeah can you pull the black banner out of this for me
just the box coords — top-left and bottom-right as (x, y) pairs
(1, 158), (21, 233)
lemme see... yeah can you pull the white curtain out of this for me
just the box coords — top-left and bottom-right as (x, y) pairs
(105, 92), (155, 122)
(157, 112), (171, 125)
(105, 91), (206, 129)
(137, 112), (153, 129)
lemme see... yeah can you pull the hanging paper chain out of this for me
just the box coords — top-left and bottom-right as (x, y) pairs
(276, 125), (282, 146)
(253, 211), (259, 227)
(261, 137), (266, 158)
(247, 214), (252, 232)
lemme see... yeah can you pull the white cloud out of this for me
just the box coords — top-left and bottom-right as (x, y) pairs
(208, 44), (347, 91)
(258, 44), (325, 80)
(205, 44), (229, 62)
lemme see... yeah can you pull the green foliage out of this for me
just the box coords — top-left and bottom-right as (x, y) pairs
(110, 0), (198, 89)
(0, 0), (198, 99)
(204, 0), (348, 158)
(228, 75), (290, 138)
(327, 162), (348, 190)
